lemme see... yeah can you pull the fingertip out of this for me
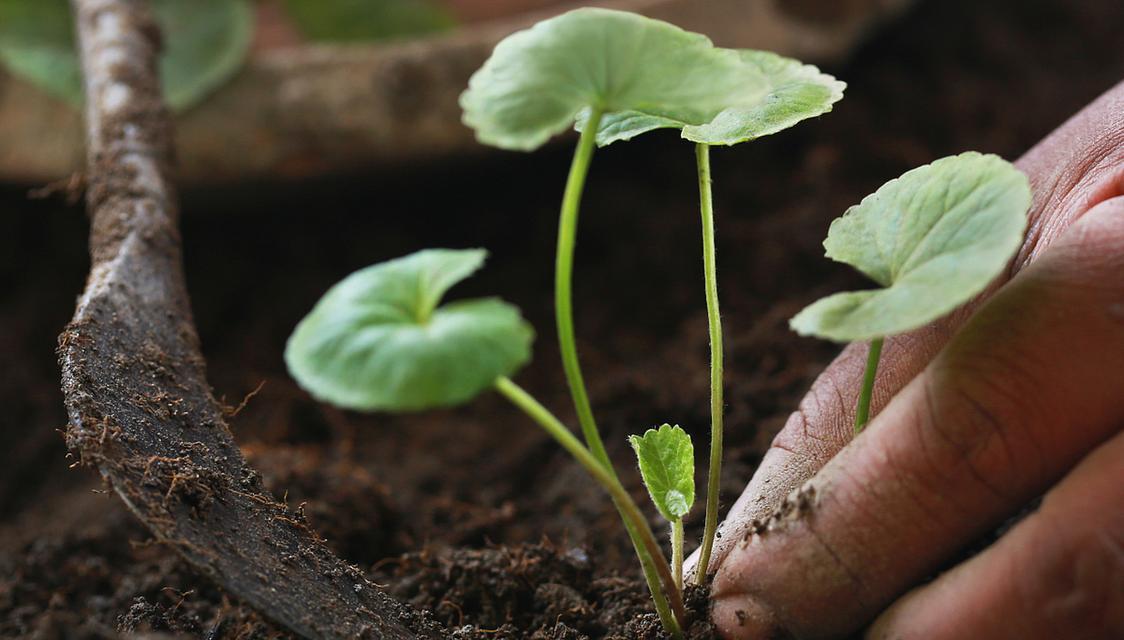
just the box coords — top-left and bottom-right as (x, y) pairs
(711, 590), (782, 640)
(864, 589), (917, 640)
(710, 548), (789, 640)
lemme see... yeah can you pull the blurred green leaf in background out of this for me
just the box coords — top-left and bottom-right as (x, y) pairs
(0, 0), (253, 111)
(282, 0), (455, 43)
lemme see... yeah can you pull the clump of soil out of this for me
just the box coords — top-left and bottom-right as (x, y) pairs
(3, 0), (1124, 638)
(0, 503), (279, 639)
(377, 543), (715, 639)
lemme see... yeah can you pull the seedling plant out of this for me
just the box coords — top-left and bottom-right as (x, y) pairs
(790, 152), (1032, 432)
(458, 8), (844, 622)
(286, 8), (1031, 639)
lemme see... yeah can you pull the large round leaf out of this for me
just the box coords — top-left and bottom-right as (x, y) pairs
(0, 0), (252, 111)
(460, 8), (844, 151)
(459, 8), (766, 151)
(588, 50), (845, 147)
(0, 1), (80, 104)
(790, 152), (1031, 342)
(286, 249), (534, 412)
(679, 50), (845, 146)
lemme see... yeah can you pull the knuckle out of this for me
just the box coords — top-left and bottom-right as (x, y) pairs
(1069, 195), (1124, 265)
(1034, 196), (1124, 305)
(917, 357), (1046, 501)
(1017, 83), (1124, 269)
(1019, 525), (1124, 636)
(774, 373), (853, 460)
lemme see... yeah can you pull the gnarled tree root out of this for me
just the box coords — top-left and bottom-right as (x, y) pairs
(56, 2), (438, 638)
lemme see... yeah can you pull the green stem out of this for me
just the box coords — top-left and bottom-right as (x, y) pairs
(671, 518), (684, 594)
(556, 108), (610, 466)
(494, 377), (686, 637)
(694, 143), (725, 585)
(630, 522), (679, 638)
(551, 111), (684, 635)
(854, 337), (884, 434)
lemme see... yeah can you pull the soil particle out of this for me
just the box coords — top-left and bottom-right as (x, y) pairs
(744, 483), (819, 540)
(372, 543), (716, 638)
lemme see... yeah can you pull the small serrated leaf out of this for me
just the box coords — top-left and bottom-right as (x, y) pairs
(286, 249), (535, 412)
(629, 424), (695, 521)
(790, 152), (1031, 342)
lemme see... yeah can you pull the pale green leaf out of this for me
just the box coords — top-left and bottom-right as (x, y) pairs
(286, 249), (534, 412)
(790, 152), (1031, 342)
(0, 1), (81, 103)
(629, 424), (695, 521)
(460, 8), (768, 151)
(281, 0), (454, 43)
(0, 0), (252, 110)
(680, 50), (845, 145)
(155, 0), (254, 110)
(589, 49), (844, 147)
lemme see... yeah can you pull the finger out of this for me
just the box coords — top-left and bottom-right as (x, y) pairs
(691, 79), (1124, 578)
(688, 329), (952, 576)
(710, 195), (1124, 639)
(867, 427), (1124, 640)
(1014, 79), (1124, 269)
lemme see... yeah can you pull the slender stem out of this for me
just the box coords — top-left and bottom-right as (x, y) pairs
(854, 337), (884, 434)
(494, 377), (686, 636)
(552, 111), (684, 635)
(671, 518), (684, 594)
(631, 524), (679, 638)
(694, 143), (725, 585)
(556, 108), (611, 467)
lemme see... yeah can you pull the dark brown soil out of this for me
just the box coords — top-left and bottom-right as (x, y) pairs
(3, 0), (1124, 638)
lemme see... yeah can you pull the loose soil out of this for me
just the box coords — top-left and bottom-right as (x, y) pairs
(3, 0), (1124, 638)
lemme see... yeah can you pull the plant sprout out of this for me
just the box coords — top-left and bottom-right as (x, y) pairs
(791, 152), (1032, 432)
(286, 249), (533, 412)
(286, 248), (688, 635)
(461, 6), (844, 589)
(290, 8), (849, 636)
(630, 424), (695, 592)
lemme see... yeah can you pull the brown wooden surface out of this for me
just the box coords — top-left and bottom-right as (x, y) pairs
(58, 1), (441, 637)
(1, 0), (915, 185)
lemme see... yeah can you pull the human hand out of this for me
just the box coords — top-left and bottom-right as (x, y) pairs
(692, 81), (1124, 639)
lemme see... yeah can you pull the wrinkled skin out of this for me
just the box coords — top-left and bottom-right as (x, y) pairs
(689, 81), (1124, 639)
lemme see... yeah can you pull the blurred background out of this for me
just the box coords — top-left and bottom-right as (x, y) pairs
(2, 0), (1123, 637)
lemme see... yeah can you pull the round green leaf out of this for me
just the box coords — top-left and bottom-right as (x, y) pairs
(679, 50), (845, 145)
(286, 249), (534, 412)
(281, 0), (454, 43)
(459, 8), (767, 151)
(590, 49), (844, 147)
(790, 152), (1031, 342)
(629, 424), (695, 521)
(156, 0), (254, 110)
(0, 1), (80, 104)
(0, 0), (252, 111)
(461, 9), (843, 150)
